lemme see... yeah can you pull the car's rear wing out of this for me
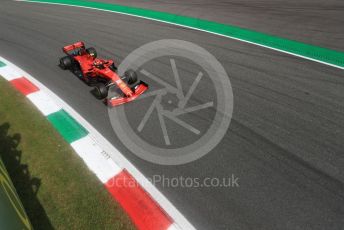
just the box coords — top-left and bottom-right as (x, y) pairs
(63, 41), (85, 54)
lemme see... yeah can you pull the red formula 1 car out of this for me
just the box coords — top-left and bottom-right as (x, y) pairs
(59, 41), (148, 106)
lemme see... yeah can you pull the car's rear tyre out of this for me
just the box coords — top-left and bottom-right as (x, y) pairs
(123, 69), (138, 85)
(94, 83), (108, 99)
(86, 47), (97, 58)
(60, 56), (72, 69)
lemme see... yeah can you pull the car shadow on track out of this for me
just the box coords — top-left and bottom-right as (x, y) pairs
(0, 122), (53, 230)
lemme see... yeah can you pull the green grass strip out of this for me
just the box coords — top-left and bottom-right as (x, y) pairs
(0, 61), (6, 67)
(0, 77), (134, 229)
(47, 109), (88, 143)
(25, 0), (344, 68)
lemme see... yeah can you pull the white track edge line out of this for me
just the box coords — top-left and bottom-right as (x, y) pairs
(17, 0), (344, 70)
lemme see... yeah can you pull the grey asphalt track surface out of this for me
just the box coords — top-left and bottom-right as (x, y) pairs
(99, 0), (344, 51)
(0, 0), (344, 229)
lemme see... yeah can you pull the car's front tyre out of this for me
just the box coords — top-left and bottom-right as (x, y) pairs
(123, 69), (138, 85)
(94, 83), (108, 99)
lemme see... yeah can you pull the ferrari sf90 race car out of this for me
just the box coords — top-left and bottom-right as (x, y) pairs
(59, 41), (148, 106)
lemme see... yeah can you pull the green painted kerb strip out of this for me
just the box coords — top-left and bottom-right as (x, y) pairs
(25, 0), (344, 68)
(0, 61), (6, 67)
(47, 109), (88, 143)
